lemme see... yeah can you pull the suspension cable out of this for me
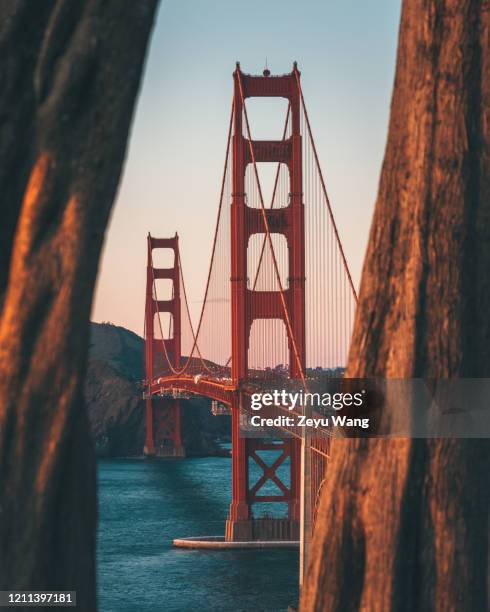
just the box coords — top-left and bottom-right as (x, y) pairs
(148, 101), (235, 379)
(251, 103), (291, 290)
(294, 67), (358, 302)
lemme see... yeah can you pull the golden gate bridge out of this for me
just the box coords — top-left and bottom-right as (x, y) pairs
(143, 63), (357, 550)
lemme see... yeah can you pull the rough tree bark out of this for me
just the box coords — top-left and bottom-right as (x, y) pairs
(0, 2), (158, 609)
(301, 1), (489, 611)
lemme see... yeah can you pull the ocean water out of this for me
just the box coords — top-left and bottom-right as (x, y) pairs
(97, 457), (299, 612)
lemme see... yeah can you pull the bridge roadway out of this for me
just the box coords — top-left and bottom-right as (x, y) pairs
(149, 374), (331, 446)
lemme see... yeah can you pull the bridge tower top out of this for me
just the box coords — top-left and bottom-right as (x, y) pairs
(234, 61), (301, 100)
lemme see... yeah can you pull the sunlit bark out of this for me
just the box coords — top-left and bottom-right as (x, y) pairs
(0, 2), (158, 609)
(301, 1), (489, 610)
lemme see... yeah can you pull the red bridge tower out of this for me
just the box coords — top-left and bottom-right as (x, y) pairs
(225, 64), (303, 541)
(144, 233), (185, 458)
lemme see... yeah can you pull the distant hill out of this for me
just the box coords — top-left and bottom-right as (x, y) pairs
(85, 322), (230, 457)
(89, 322), (143, 379)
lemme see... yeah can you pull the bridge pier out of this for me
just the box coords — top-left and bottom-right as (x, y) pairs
(144, 397), (185, 458)
(225, 399), (300, 542)
(225, 518), (299, 542)
(145, 445), (186, 459)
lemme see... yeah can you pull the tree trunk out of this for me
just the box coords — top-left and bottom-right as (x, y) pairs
(301, 1), (489, 610)
(0, 2), (157, 609)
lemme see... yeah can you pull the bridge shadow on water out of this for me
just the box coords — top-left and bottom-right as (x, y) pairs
(97, 457), (299, 612)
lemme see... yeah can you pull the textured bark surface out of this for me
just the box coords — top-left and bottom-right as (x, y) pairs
(301, 1), (489, 611)
(0, 2), (157, 609)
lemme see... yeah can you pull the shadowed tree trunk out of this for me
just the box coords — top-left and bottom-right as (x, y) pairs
(301, 1), (489, 611)
(0, 2), (158, 609)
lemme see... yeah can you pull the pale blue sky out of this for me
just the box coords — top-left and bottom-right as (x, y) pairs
(92, 0), (402, 334)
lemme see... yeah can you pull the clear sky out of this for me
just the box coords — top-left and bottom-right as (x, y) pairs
(92, 0), (402, 336)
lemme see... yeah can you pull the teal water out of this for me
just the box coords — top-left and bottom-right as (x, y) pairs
(97, 458), (299, 612)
